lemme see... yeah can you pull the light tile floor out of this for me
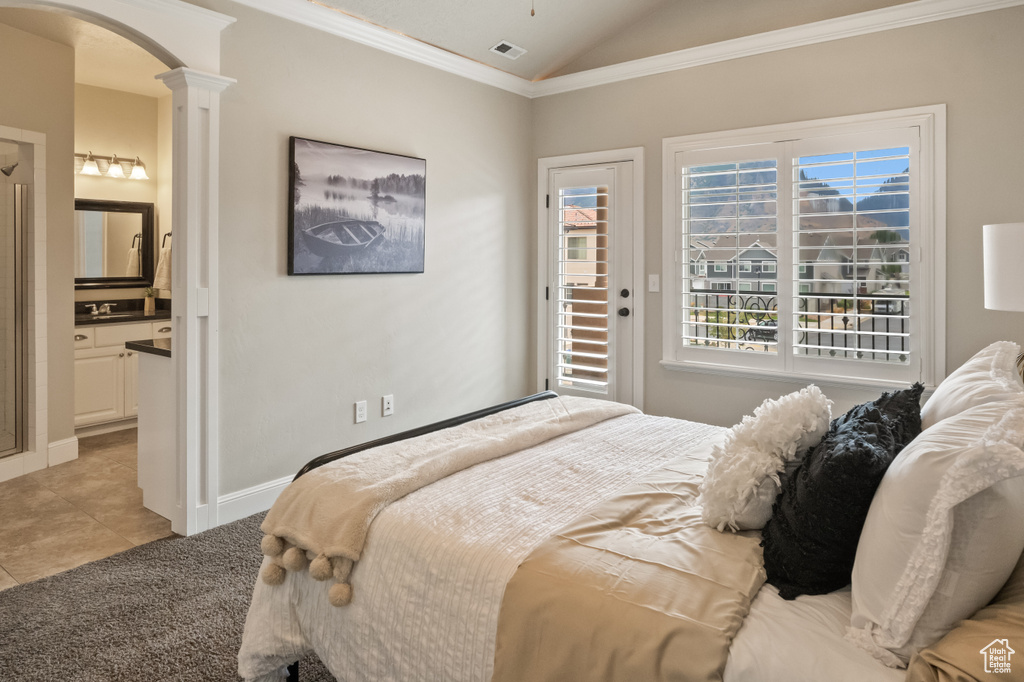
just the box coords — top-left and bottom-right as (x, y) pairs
(0, 428), (175, 590)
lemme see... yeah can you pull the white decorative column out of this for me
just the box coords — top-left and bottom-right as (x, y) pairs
(157, 67), (235, 536)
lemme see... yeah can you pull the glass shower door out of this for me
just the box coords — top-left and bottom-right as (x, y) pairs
(0, 161), (25, 458)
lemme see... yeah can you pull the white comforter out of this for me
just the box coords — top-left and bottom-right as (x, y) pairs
(238, 413), (722, 682)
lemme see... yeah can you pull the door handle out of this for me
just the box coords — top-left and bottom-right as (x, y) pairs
(620, 289), (630, 298)
(618, 307), (630, 317)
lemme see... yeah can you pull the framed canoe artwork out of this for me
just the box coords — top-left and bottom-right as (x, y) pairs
(288, 136), (426, 275)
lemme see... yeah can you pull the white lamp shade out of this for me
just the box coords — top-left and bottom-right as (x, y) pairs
(129, 158), (149, 180)
(106, 156), (125, 178)
(983, 223), (1024, 312)
(80, 156), (101, 176)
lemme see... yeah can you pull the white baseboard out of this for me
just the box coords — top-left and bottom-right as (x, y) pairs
(48, 436), (79, 466)
(217, 474), (292, 526)
(0, 438), (80, 484)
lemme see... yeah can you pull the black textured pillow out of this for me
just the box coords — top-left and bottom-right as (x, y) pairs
(761, 383), (924, 600)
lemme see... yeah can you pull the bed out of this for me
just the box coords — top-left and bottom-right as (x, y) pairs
(238, 341), (1024, 682)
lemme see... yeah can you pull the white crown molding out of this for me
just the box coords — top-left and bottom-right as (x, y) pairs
(532, 0), (1024, 97)
(231, 0), (534, 97)
(233, 0), (1024, 99)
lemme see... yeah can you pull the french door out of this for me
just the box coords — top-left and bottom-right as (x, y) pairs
(542, 161), (638, 406)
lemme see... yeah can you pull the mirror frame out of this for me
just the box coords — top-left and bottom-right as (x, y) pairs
(74, 198), (155, 289)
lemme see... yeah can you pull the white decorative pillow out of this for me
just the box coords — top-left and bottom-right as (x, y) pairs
(699, 385), (832, 532)
(920, 341), (1023, 429)
(848, 397), (1024, 668)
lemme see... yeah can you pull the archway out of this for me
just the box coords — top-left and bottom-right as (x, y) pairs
(0, 0), (235, 535)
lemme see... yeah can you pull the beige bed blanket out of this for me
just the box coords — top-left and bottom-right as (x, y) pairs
(492, 447), (766, 682)
(258, 395), (638, 607)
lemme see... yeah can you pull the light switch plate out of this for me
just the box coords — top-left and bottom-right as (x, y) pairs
(648, 274), (660, 293)
(355, 400), (367, 423)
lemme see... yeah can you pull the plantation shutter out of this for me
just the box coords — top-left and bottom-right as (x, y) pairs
(555, 184), (611, 394)
(678, 144), (781, 362)
(791, 132), (915, 366)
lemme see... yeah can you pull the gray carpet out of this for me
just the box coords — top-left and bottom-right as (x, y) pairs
(0, 512), (335, 681)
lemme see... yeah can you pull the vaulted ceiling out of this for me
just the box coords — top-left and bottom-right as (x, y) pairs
(0, 0), (972, 98)
(313, 0), (673, 81)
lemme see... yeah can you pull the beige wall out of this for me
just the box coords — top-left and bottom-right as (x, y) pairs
(74, 84), (158, 205)
(533, 7), (1024, 426)
(74, 83), (162, 302)
(0, 22), (75, 444)
(199, 0), (533, 493)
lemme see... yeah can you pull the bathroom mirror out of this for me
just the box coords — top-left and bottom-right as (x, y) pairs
(74, 199), (155, 289)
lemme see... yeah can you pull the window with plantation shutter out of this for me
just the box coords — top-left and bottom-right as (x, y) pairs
(662, 107), (945, 388)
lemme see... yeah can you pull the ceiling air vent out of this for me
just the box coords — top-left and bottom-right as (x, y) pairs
(490, 41), (526, 60)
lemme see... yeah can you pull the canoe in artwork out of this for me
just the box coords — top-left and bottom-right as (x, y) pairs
(302, 219), (385, 256)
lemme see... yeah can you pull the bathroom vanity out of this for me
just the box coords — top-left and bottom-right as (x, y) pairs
(73, 312), (171, 428)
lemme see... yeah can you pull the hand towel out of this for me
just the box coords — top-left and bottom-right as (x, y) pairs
(125, 247), (141, 277)
(153, 246), (172, 290)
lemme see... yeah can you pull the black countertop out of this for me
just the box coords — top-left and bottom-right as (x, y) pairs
(126, 338), (172, 358)
(74, 297), (171, 326)
(75, 310), (171, 326)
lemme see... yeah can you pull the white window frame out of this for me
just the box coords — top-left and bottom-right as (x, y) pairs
(661, 105), (946, 390)
(739, 261), (752, 273)
(761, 262), (777, 274)
(739, 282), (753, 292)
(714, 263), (727, 273)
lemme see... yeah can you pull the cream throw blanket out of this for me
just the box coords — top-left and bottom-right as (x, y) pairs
(258, 395), (638, 606)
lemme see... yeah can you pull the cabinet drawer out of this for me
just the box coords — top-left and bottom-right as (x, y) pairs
(73, 328), (94, 349)
(95, 322), (154, 348)
(152, 322), (173, 339)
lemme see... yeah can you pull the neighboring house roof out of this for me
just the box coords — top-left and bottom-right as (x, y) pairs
(562, 204), (597, 230)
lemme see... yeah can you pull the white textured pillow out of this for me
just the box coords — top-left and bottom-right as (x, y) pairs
(920, 341), (1023, 429)
(848, 397), (1024, 668)
(699, 385), (832, 532)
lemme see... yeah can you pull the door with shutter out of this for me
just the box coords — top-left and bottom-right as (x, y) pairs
(544, 163), (635, 405)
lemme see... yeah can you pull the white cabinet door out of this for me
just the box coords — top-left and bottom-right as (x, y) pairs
(74, 347), (125, 427)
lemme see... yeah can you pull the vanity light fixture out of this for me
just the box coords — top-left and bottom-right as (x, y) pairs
(74, 152), (149, 180)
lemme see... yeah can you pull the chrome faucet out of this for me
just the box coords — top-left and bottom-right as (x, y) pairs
(85, 304), (99, 315)
(98, 303), (117, 314)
